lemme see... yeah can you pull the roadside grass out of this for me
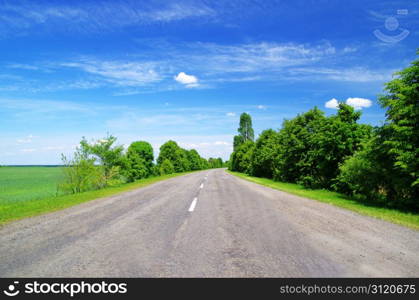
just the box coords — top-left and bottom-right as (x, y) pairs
(0, 172), (192, 226)
(228, 171), (419, 230)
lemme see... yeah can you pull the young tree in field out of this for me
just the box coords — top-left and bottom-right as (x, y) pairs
(59, 150), (104, 194)
(80, 134), (124, 178)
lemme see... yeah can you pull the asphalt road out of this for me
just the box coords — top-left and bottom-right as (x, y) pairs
(0, 169), (418, 277)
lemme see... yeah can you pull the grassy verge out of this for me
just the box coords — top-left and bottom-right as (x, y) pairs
(0, 172), (192, 226)
(228, 171), (419, 230)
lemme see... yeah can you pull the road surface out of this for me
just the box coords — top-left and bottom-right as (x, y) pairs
(0, 169), (418, 277)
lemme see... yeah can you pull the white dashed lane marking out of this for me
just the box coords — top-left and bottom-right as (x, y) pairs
(188, 197), (198, 212)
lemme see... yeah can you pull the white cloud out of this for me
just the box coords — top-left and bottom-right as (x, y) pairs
(257, 105), (267, 110)
(289, 67), (392, 82)
(174, 72), (198, 87)
(16, 134), (35, 144)
(62, 60), (162, 87)
(346, 97), (372, 109)
(0, 2), (215, 34)
(226, 112), (236, 117)
(214, 141), (229, 145)
(325, 97), (372, 110)
(325, 98), (339, 109)
(21, 148), (36, 153)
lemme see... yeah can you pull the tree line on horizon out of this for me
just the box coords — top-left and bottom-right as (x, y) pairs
(59, 138), (225, 194)
(229, 52), (418, 211)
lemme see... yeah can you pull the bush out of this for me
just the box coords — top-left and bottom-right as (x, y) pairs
(159, 159), (175, 175)
(229, 141), (254, 174)
(251, 129), (278, 178)
(58, 152), (105, 194)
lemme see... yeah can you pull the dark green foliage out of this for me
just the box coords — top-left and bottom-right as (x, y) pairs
(273, 107), (326, 184)
(187, 149), (204, 170)
(157, 140), (189, 172)
(233, 112), (254, 151)
(230, 140), (255, 174)
(208, 157), (223, 168)
(238, 112), (255, 142)
(233, 135), (244, 151)
(159, 159), (175, 175)
(272, 105), (371, 189)
(377, 53), (419, 208)
(251, 129), (278, 178)
(156, 140), (214, 173)
(127, 141), (154, 175)
(228, 52), (418, 211)
(122, 141), (154, 182)
(336, 53), (419, 210)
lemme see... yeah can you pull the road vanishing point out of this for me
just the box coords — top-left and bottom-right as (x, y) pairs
(0, 169), (418, 277)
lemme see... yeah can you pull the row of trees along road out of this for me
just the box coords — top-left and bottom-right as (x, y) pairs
(59, 138), (225, 194)
(229, 52), (418, 211)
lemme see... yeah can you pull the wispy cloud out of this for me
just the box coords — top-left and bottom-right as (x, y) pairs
(0, 1), (216, 36)
(61, 60), (164, 86)
(288, 67), (393, 82)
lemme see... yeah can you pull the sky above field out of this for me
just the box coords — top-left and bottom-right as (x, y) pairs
(0, 0), (418, 164)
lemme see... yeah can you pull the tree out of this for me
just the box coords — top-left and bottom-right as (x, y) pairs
(122, 145), (149, 182)
(159, 159), (175, 175)
(230, 140), (255, 174)
(272, 105), (371, 188)
(336, 53), (419, 210)
(59, 146), (106, 194)
(233, 135), (244, 152)
(377, 52), (419, 207)
(187, 149), (202, 170)
(238, 112), (254, 142)
(251, 129), (278, 178)
(157, 140), (189, 173)
(127, 141), (154, 176)
(273, 107), (326, 183)
(79, 134), (124, 178)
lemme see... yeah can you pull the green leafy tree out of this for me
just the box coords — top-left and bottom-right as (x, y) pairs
(233, 113), (254, 151)
(233, 135), (244, 152)
(59, 148), (105, 194)
(127, 141), (154, 176)
(157, 140), (189, 173)
(159, 159), (175, 175)
(187, 149), (202, 170)
(251, 129), (278, 178)
(80, 134), (124, 178)
(238, 112), (255, 142)
(377, 52), (419, 205)
(230, 140), (255, 174)
(273, 107), (326, 183)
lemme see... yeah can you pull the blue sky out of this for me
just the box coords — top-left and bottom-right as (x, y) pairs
(0, 0), (418, 164)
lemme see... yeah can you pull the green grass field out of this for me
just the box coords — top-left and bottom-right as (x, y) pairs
(229, 171), (419, 230)
(0, 167), (192, 226)
(0, 166), (64, 203)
